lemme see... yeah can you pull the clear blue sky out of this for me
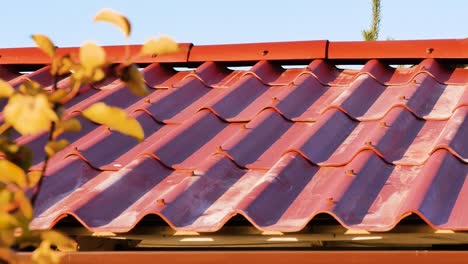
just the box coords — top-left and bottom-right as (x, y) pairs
(1, 0), (466, 48)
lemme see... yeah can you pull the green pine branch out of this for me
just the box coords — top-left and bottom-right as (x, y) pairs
(362, 0), (381, 41)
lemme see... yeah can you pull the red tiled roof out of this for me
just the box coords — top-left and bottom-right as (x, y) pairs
(3, 39), (466, 233)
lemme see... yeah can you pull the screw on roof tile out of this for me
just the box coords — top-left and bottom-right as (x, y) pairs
(157, 199), (166, 206)
(151, 54), (158, 58)
(413, 79), (419, 84)
(261, 50), (269, 56)
(271, 96), (279, 102)
(72, 146), (79, 153)
(365, 141), (373, 147)
(215, 145), (223, 152)
(144, 99), (151, 104)
(426, 48), (434, 54)
(345, 169), (356, 176)
(399, 95), (408, 101)
(326, 197), (335, 205)
(379, 122), (389, 128)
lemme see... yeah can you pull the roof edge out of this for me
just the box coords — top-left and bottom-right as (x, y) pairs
(0, 39), (465, 66)
(329, 39), (468, 60)
(188, 40), (328, 62)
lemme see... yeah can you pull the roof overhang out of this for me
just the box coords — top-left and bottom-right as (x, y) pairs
(0, 39), (466, 68)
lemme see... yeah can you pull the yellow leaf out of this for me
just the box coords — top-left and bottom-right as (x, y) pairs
(62, 118), (82, 132)
(16, 145), (33, 172)
(94, 8), (131, 37)
(0, 160), (27, 187)
(0, 190), (15, 215)
(0, 189), (12, 212)
(4, 143), (19, 153)
(0, 230), (16, 248)
(48, 89), (69, 103)
(41, 230), (77, 252)
(45, 139), (69, 157)
(18, 79), (43, 96)
(53, 118), (82, 139)
(32, 240), (62, 264)
(0, 123), (11, 135)
(15, 191), (33, 219)
(0, 80), (14, 98)
(1, 144), (32, 172)
(93, 68), (105, 82)
(0, 248), (17, 263)
(57, 78), (81, 104)
(0, 213), (19, 229)
(141, 36), (179, 55)
(4, 94), (58, 135)
(71, 65), (86, 82)
(80, 41), (106, 71)
(27, 171), (42, 189)
(31, 34), (56, 57)
(120, 64), (148, 96)
(51, 55), (74, 76)
(82, 102), (144, 141)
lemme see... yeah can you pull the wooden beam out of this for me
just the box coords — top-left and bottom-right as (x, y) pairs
(14, 251), (468, 264)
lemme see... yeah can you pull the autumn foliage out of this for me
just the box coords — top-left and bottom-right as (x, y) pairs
(0, 8), (178, 263)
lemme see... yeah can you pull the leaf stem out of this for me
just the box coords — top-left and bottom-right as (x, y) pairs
(0, 123), (11, 135)
(51, 74), (59, 92)
(124, 37), (130, 61)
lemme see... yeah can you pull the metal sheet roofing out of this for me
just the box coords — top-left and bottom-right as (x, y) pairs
(3, 39), (466, 233)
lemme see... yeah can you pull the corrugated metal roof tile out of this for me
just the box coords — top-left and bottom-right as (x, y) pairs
(5, 39), (465, 233)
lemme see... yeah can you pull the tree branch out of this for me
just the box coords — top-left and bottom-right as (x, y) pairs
(362, 0), (381, 41)
(30, 76), (60, 207)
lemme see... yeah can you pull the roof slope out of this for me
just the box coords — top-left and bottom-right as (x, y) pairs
(3, 39), (466, 233)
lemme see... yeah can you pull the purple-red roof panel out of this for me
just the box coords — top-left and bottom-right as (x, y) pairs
(3, 39), (465, 233)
